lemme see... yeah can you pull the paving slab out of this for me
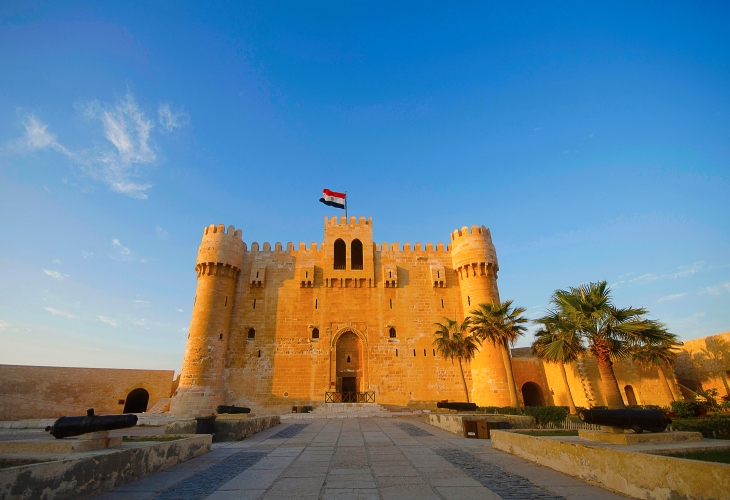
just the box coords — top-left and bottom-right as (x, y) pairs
(96, 416), (629, 499)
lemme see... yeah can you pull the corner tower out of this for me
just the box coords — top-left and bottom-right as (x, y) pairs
(450, 225), (511, 406)
(170, 224), (244, 417)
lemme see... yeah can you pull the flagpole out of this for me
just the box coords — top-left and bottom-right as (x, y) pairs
(345, 191), (348, 219)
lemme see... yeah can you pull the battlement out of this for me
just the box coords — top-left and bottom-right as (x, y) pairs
(450, 225), (491, 241)
(203, 223), (243, 240)
(325, 216), (372, 227)
(245, 242), (321, 253)
(376, 242), (450, 253)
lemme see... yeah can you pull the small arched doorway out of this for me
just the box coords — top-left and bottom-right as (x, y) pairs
(336, 331), (362, 400)
(624, 385), (638, 406)
(123, 388), (149, 413)
(521, 382), (545, 407)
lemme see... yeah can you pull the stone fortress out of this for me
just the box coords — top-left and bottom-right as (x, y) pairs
(168, 216), (690, 418)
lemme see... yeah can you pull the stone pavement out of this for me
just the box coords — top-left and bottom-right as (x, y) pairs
(96, 417), (628, 499)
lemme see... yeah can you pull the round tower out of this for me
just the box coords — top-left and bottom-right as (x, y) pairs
(169, 223), (244, 417)
(450, 225), (511, 407)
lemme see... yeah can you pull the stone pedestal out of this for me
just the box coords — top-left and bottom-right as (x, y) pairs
(0, 431), (122, 454)
(578, 429), (703, 445)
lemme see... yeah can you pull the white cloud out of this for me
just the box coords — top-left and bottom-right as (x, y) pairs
(98, 315), (119, 327)
(133, 300), (151, 306)
(130, 318), (146, 327)
(704, 281), (730, 296)
(2, 115), (73, 157)
(82, 251), (93, 260)
(42, 269), (69, 280)
(44, 307), (78, 319)
(175, 308), (184, 313)
(657, 293), (686, 303)
(158, 103), (189, 133)
(80, 92), (156, 199)
(52, 259), (61, 264)
(0, 320), (8, 331)
(156, 225), (169, 239)
(111, 238), (147, 263)
(629, 261), (704, 285)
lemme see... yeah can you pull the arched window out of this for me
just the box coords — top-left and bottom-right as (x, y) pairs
(247, 328), (255, 339)
(389, 327), (396, 338)
(312, 328), (320, 339)
(334, 239), (346, 269)
(351, 239), (363, 270)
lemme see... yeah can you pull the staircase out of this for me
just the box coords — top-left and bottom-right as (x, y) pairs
(281, 402), (403, 419)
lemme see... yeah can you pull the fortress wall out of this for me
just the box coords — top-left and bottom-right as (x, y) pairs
(512, 357), (552, 405)
(0, 365), (174, 420)
(675, 331), (730, 398)
(540, 361), (591, 408)
(612, 360), (675, 406)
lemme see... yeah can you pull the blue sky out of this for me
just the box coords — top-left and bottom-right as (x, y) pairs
(1, 2), (728, 372)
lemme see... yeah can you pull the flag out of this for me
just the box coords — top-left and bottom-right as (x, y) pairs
(319, 188), (346, 209)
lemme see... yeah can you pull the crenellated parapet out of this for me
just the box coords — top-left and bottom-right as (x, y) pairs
(196, 223), (245, 273)
(449, 225), (499, 280)
(325, 216), (372, 227)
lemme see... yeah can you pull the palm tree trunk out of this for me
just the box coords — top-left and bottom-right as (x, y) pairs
(720, 372), (730, 398)
(594, 352), (626, 409)
(458, 359), (470, 403)
(656, 365), (678, 402)
(559, 360), (578, 414)
(501, 342), (521, 413)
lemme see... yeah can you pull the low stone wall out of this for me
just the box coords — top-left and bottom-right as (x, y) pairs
(0, 435), (211, 500)
(490, 430), (730, 500)
(163, 415), (281, 442)
(422, 413), (535, 436)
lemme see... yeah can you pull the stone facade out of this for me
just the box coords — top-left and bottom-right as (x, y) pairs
(674, 331), (730, 399)
(170, 217), (511, 417)
(0, 365), (174, 420)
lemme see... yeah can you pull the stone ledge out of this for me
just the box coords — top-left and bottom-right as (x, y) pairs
(423, 413), (535, 437)
(0, 434), (211, 500)
(490, 430), (730, 499)
(578, 429), (703, 445)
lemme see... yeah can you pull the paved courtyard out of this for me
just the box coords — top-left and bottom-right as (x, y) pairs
(97, 417), (627, 499)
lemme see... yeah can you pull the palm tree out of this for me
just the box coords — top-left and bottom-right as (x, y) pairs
(433, 317), (481, 403)
(532, 312), (586, 414)
(631, 331), (683, 402)
(546, 281), (667, 409)
(470, 300), (528, 412)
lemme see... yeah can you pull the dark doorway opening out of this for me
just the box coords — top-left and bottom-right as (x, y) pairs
(342, 377), (357, 396)
(123, 388), (149, 413)
(334, 239), (346, 269)
(521, 382), (545, 407)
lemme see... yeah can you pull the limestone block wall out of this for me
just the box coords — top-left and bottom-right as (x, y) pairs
(0, 365), (174, 420)
(511, 357), (553, 406)
(675, 331), (730, 398)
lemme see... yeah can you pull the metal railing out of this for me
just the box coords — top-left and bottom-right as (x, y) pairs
(325, 391), (376, 403)
(535, 417), (602, 430)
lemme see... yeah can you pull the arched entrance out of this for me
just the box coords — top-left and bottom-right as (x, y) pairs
(336, 331), (362, 400)
(521, 382), (545, 407)
(123, 388), (149, 413)
(624, 385), (638, 406)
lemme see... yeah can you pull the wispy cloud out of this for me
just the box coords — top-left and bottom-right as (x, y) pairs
(175, 308), (184, 313)
(628, 261), (704, 285)
(130, 318), (146, 327)
(52, 259), (61, 264)
(1, 115), (74, 157)
(158, 103), (189, 133)
(44, 307), (78, 319)
(133, 299), (151, 306)
(704, 281), (730, 296)
(155, 225), (169, 239)
(657, 293), (686, 303)
(42, 269), (69, 280)
(112, 238), (148, 263)
(98, 315), (119, 327)
(82, 251), (93, 260)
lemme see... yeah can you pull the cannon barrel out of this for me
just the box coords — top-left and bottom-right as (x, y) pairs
(437, 401), (478, 411)
(216, 405), (251, 415)
(578, 409), (670, 433)
(45, 408), (138, 439)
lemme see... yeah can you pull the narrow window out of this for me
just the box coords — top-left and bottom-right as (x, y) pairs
(224, 296), (228, 307)
(305, 271), (308, 278)
(433, 349), (436, 356)
(347, 355), (351, 363)
(334, 239), (346, 269)
(389, 271), (392, 278)
(424, 349), (426, 356)
(351, 239), (363, 270)
(253, 299), (256, 309)
(467, 296), (471, 306)
(258, 350), (261, 357)
(315, 299), (318, 310)
(437, 271), (440, 278)
(389, 327), (396, 338)
(312, 328), (320, 339)
(413, 349), (416, 356)
(389, 298), (392, 309)
(247, 328), (255, 339)
(396, 349), (398, 357)
(441, 299), (444, 308)
(219, 333), (223, 340)
(256, 271), (259, 278)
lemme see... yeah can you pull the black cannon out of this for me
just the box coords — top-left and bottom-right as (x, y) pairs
(216, 405), (251, 415)
(578, 409), (670, 433)
(45, 408), (138, 439)
(437, 401), (478, 411)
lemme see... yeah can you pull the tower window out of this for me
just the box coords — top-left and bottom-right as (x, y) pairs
(247, 328), (255, 339)
(437, 271), (440, 278)
(315, 298), (318, 309)
(389, 298), (392, 309)
(351, 239), (363, 270)
(396, 349), (398, 357)
(305, 271), (308, 278)
(224, 296), (228, 307)
(334, 239), (346, 269)
(219, 333), (223, 340)
(312, 328), (320, 339)
(389, 327), (396, 338)
(253, 299), (256, 309)
(467, 296), (471, 306)
(347, 355), (351, 363)
(413, 349), (416, 356)
(258, 350), (261, 357)
(433, 349), (436, 356)
(424, 349), (426, 356)
(441, 299), (444, 308)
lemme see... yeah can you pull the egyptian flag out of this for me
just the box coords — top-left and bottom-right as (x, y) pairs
(319, 188), (346, 209)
